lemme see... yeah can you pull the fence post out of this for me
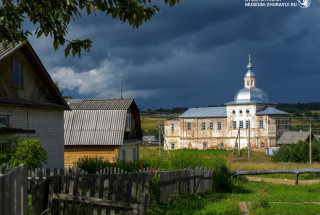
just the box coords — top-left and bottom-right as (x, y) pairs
(138, 193), (148, 215)
(295, 174), (299, 185)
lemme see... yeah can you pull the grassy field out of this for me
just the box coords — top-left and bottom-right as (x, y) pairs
(140, 114), (179, 136)
(140, 146), (320, 180)
(148, 180), (320, 215)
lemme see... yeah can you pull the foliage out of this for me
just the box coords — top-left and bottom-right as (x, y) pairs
(0, 137), (47, 169)
(54, 82), (73, 99)
(212, 160), (234, 192)
(75, 156), (152, 173)
(272, 140), (320, 163)
(0, 0), (181, 57)
(150, 173), (160, 205)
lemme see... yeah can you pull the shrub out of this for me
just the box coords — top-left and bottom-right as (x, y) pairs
(212, 160), (234, 192)
(272, 140), (320, 163)
(0, 137), (47, 169)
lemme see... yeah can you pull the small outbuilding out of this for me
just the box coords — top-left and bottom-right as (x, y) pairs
(64, 98), (142, 167)
(277, 131), (314, 146)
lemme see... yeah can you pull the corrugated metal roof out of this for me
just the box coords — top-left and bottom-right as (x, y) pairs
(64, 110), (127, 146)
(179, 107), (227, 118)
(0, 97), (68, 110)
(277, 131), (311, 145)
(66, 99), (134, 110)
(0, 42), (25, 62)
(256, 107), (290, 115)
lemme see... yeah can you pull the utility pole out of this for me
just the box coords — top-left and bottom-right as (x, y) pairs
(158, 121), (161, 156)
(310, 125), (312, 164)
(248, 120), (250, 159)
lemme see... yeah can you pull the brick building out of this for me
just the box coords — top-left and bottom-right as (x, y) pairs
(0, 42), (69, 169)
(164, 56), (290, 151)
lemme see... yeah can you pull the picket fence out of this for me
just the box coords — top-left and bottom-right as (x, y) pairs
(0, 164), (27, 215)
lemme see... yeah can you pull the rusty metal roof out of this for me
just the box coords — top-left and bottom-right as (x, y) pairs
(256, 107), (289, 115)
(64, 109), (127, 146)
(277, 131), (313, 145)
(179, 107), (227, 118)
(66, 99), (134, 110)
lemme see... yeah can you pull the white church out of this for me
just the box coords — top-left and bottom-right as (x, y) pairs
(164, 56), (290, 151)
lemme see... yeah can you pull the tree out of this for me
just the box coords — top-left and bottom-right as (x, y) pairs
(0, 0), (180, 57)
(55, 82), (73, 99)
(0, 137), (47, 169)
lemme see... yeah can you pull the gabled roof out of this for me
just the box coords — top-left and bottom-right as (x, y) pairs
(66, 98), (135, 110)
(256, 107), (290, 115)
(277, 131), (313, 145)
(179, 107), (227, 118)
(64, 98), (141, 146)
(0, 42), (69, 110)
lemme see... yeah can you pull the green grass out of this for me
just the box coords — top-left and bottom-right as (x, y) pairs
(148, 180), (320, 215)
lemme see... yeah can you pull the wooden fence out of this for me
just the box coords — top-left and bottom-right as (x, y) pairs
(159, 167), (212, 203)
(230, 168), (320, 185)
(0, 164), (27, 215)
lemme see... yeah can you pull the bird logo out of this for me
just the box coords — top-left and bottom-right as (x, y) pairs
(297, 0), (311, 8)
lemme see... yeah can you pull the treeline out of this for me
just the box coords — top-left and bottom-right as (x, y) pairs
(142, 102), (320, 114)
(276, 102), (320, 115)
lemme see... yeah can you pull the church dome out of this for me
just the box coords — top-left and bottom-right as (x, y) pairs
(234, 87), (269, 104)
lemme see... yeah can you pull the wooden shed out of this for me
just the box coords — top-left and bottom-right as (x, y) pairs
(64, 98), (142, 167)
(277, 131), (314, 146)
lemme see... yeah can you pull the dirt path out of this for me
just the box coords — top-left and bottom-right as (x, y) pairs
(246, 176), (320, 185)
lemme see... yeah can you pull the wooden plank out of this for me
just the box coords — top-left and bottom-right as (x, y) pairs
(51, 193), (140, 209)
(230, 168), (320, 176)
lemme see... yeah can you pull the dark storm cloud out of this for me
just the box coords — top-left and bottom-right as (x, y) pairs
(28, 0), (320, 109)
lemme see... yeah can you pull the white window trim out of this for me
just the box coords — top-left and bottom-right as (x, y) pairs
(210, 122), (213, 130)
(201, 122), (205, 130)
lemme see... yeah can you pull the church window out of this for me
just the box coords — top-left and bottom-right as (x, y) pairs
(246, 120), (250, 128)
(233, 121), (237, 129)
(239, 110), (243, 114)
(171, 143), (175, 149)
(202, 122), (206, 130)
(232, 110), (236, 114)
(187, 122), (191, 130)
(210, 122), (213, 130)
(246, 110), (250, 114)
(260, 120), (264, 128)
(240, 121), (243, 128)
(171, 124), (174, 131)
(12, 60), (23, 87)
(220, 143), (224, 149)
(218, 121), (221, 130)
(261, 143), (264, 149)
(203, 143), (207, 150)
(247, 80), (250, 86)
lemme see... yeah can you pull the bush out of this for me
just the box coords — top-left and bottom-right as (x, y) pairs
(212, 160), (234, 192)
(0, 137), (47, 169)
(272, 140), (320, 163)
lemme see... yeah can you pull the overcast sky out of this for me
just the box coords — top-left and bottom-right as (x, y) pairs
(28, 0), (320, 110)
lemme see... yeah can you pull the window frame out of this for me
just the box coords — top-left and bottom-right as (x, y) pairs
(121, 148), (126, 162)
(259, 120), (264, 129)
(246, 120), (250, 128)
(171, 123), (174, 131)
(0, 116), (8, 127)
(133, 146), (137, 161)
(203, 143), (207, 150)
(261, 143), (264, 149)
(187, 122), (191, 130)
(12, 59), (23, 88)
(220, 143), (224, 150)
(201, 122), (206, 130)
(171, 143), (175, 149)
(240, 120), (243, 129)
(233, 121), (237, 129)
(125, 114), (131, 131)
(218, 121), (221, 130)
(209, 122), (213, 130)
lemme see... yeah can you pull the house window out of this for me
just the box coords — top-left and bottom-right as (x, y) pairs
(260, 120), (264, 128)
(171, 123), (174, 131)
(133, 146), (137, 161)
(218, 121), (221, 130)
(202, 122), (205, 130)
(171, 143), (175, 149)
(261, 143), (264, 149)
(220, 143), (224, 150)
(122, 148), (126, 162)
(12, 60), (23, 87)
(0, 116), (8, 127)
(246, 120), (250, 128)
(187, 122), (191, 130)
(233, 121), (237, 129)
(203, 143), (207, 150)
(125, 114), (131, 130)
(240, 121), (243, 128)
(247, 80), (250, 86)
(210, 122), (213, 130)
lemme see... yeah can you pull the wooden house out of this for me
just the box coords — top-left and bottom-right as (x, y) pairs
(0, 42), (70, 169)
(64, 99), (142, 167)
